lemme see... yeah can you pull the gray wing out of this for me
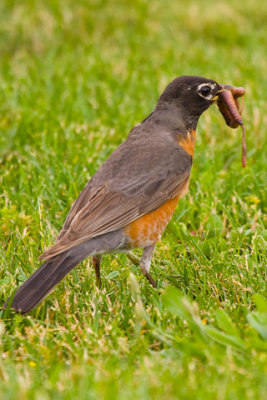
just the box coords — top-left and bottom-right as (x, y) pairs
(41, 131), (192, 260)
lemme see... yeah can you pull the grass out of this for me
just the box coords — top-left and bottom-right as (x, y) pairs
(0, 0), (266, 398)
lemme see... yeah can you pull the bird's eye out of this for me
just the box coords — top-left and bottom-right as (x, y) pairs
(200, 85), (211, 96)
(197, 83), (214, 100)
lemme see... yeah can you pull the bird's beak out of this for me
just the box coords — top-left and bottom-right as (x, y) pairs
(211, 94), (220, 101)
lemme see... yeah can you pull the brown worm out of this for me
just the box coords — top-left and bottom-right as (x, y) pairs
(216, 87), (247, 167)
(231, 87), (246, 98)
(217, 96), (239, 128)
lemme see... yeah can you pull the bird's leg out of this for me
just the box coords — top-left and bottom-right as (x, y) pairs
(139, 244), (157, 288)
(92, 255), (102, 288)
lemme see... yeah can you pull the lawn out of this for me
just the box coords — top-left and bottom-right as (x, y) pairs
(0, 0), (266, 399)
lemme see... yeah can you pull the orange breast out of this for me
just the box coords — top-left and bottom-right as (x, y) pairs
(178, 130), (196, 156)
(124, 195), (180, 248)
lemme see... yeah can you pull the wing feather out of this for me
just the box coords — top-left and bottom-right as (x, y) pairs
(40, 131), (192, 260)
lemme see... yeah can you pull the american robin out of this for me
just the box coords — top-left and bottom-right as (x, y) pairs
(6, 76), (227, 314)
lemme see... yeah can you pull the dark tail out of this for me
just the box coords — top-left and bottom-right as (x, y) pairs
(4, 250), (84, 314)
(4, 229), (125, 314)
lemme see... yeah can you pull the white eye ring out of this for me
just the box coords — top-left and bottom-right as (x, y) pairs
(197, 83), (215, 100)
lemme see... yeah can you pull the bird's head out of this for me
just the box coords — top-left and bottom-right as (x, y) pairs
(156, 76), (222, 130)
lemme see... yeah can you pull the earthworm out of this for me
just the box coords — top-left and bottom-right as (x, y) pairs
(217, 96), (239, 128)
(231, 87), (245, 98)
(217, 87), (247, 167)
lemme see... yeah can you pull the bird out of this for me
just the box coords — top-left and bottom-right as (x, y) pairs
(5, 75), (225, 314)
